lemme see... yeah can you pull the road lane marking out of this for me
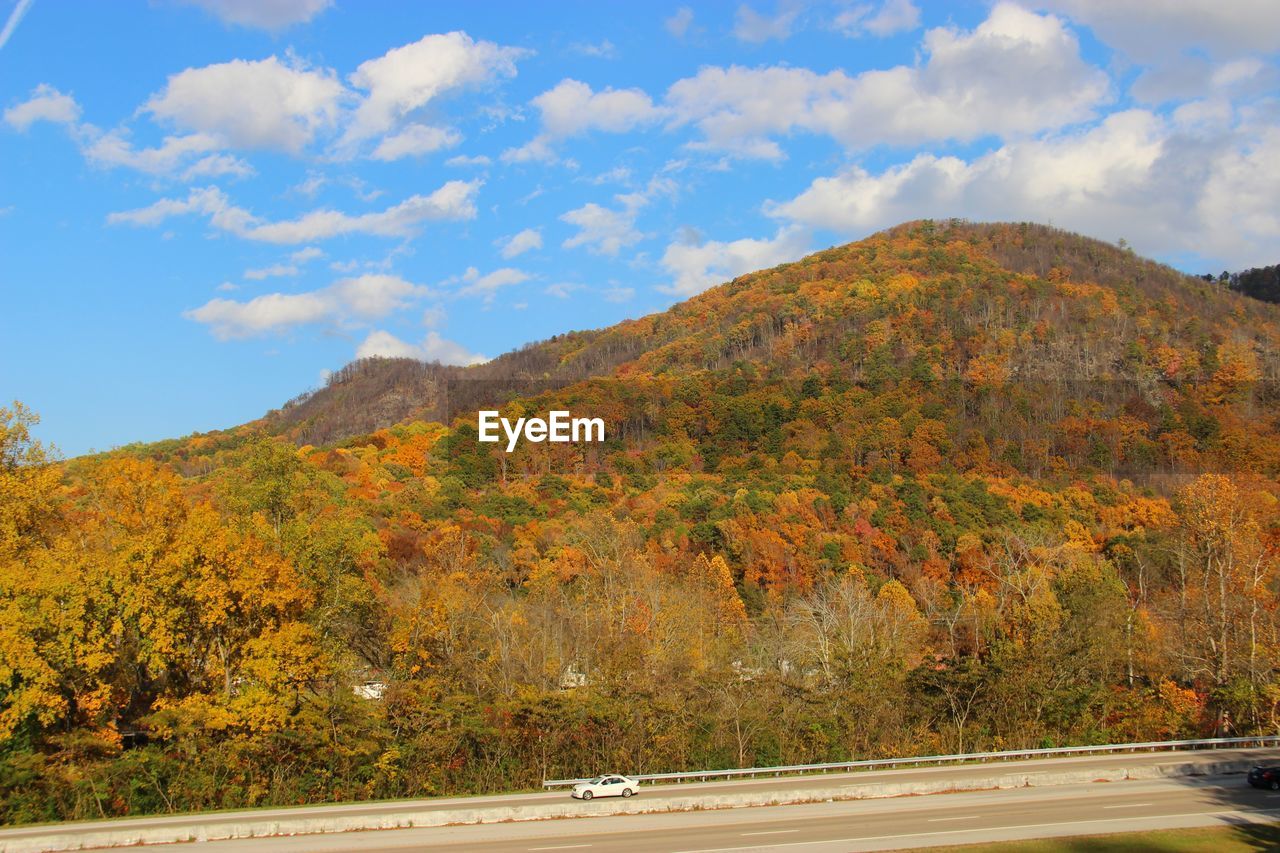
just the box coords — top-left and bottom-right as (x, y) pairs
(740, 830), (800, 836)
(927, 815), (979, 822)
(670, 807), (1280, 853)
(1102, 802), (1153, 809)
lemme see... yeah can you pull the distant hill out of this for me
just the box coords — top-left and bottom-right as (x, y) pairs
(258, 220), (1280, 447)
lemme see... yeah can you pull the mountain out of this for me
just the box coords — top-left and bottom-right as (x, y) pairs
(260, 219), (1280, 447)
(6, 220), (1280, 826)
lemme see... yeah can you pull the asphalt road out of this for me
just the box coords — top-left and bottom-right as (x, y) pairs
(3, 748), (1278, 852)
(200, 774), (1280, 852)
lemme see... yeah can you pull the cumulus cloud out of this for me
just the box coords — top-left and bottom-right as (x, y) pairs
(4, 84), (81, 130)
(769, 109), (1280, 269)
(243, 245), (323, 280)
(834, 0), (921, 37)
(456, 266), (530, 301)
(665, 6), (695, 38)
(661, 226), (810, 296)
(561, 202), (643, 256)
(498, 227), (542, 258)
(356, 329), (487, 365)
(6, 85), (257, 181)
(370, 124), (462, 160)
(1036, 0), (1280, 62)
(341, 32), (526, 153)
(177, 0), (332, 29)
(667, 3), (1110, 159)
(83, 130), (246, 177)
(571, 40), (617, 59)
(146, 56), (346, 152)
(504, 79), (661, 163)
(559, 176), (675, 256)
(108, 180), (480, 243)
(545, 282), (582, 299)
(445, 154), (491, 167)
(1036, 2), (1280, 110)
(185, 292), (330, 338)
(733, 1), (804, 43)
(186, 273), (429, 338)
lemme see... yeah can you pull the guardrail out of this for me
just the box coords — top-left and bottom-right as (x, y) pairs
(542, 735), (1280, 787)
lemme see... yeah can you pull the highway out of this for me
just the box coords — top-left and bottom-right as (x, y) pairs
(2, 748), (1277, 852)
(200, 775), (1279, 851)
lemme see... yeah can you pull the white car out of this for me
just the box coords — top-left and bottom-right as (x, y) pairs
(570, 774), (640, 800)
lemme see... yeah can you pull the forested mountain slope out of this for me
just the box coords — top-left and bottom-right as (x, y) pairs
(3, 220), (1278, 825)
(260, 220), (1279, 447)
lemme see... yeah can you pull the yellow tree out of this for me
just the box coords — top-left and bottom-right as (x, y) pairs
(1175, 474), (1276, 692)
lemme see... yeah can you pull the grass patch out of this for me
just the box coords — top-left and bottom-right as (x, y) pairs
(932, 823), (1280, 851)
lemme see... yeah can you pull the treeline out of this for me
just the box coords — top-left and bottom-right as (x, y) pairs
(1202, 264), (1280, 305)
(2, 379), (1277, 824)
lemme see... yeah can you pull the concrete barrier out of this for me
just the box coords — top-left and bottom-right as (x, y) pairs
(0, 755), (1265, 852)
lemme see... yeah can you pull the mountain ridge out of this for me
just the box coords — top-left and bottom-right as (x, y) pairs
(257, 219), (1279, 448)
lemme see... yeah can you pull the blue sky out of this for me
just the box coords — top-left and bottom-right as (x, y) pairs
(2, 0), (1278, 455)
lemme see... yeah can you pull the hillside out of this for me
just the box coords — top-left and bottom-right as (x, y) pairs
(259, 220), (1280, 447)
(3, 220), (1279, 826)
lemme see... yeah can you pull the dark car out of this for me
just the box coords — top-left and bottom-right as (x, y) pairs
(1248, 766), (1280, 790)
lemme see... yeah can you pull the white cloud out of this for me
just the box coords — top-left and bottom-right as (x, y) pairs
(186, 273), (429, 338)
(835, 0), (921, 37)
(769, 108), (1280, 269)
(1037, 0), (1280, 62)
(666, 6), (695, 38)
(181, 153), (255, 180)
(83, 130), (217, 173)
(734, 1), (804, 43)
(590, 166), (632, 185)
(445, 153), (492, 167)
(146, 56), (346, 152)
(108, 180), (480, 243)
(660, 225), (810, 296)
(456, 266), (530, 301)
(6, 86), (256, 180)
(0, 0), (33, 51)
(545, 282), (582, 299)
(370, 124), (462, 160)
(244, 263), (298, 280)
(561, 202), (643, 256)
(667, 3), (1110, 159)
(559, 176), (675, 256)
(248, 182), (479, 242)
(289, 171), (327, 198)
(498, 227), (542, 258)
(504, 79), (661, 163)
(356, 329), (487, 365)
(177, 0), (332, 29)
(571, 40), (617, 58)
(186, 291), (331, 338)
(421, 305), (447, 328)
(243, 247), (321, 280)
(107, 185), (256, 231)
(341, 32), (526, 151)
(4, 84), (81, 130)
(328, 273), (428, 317)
